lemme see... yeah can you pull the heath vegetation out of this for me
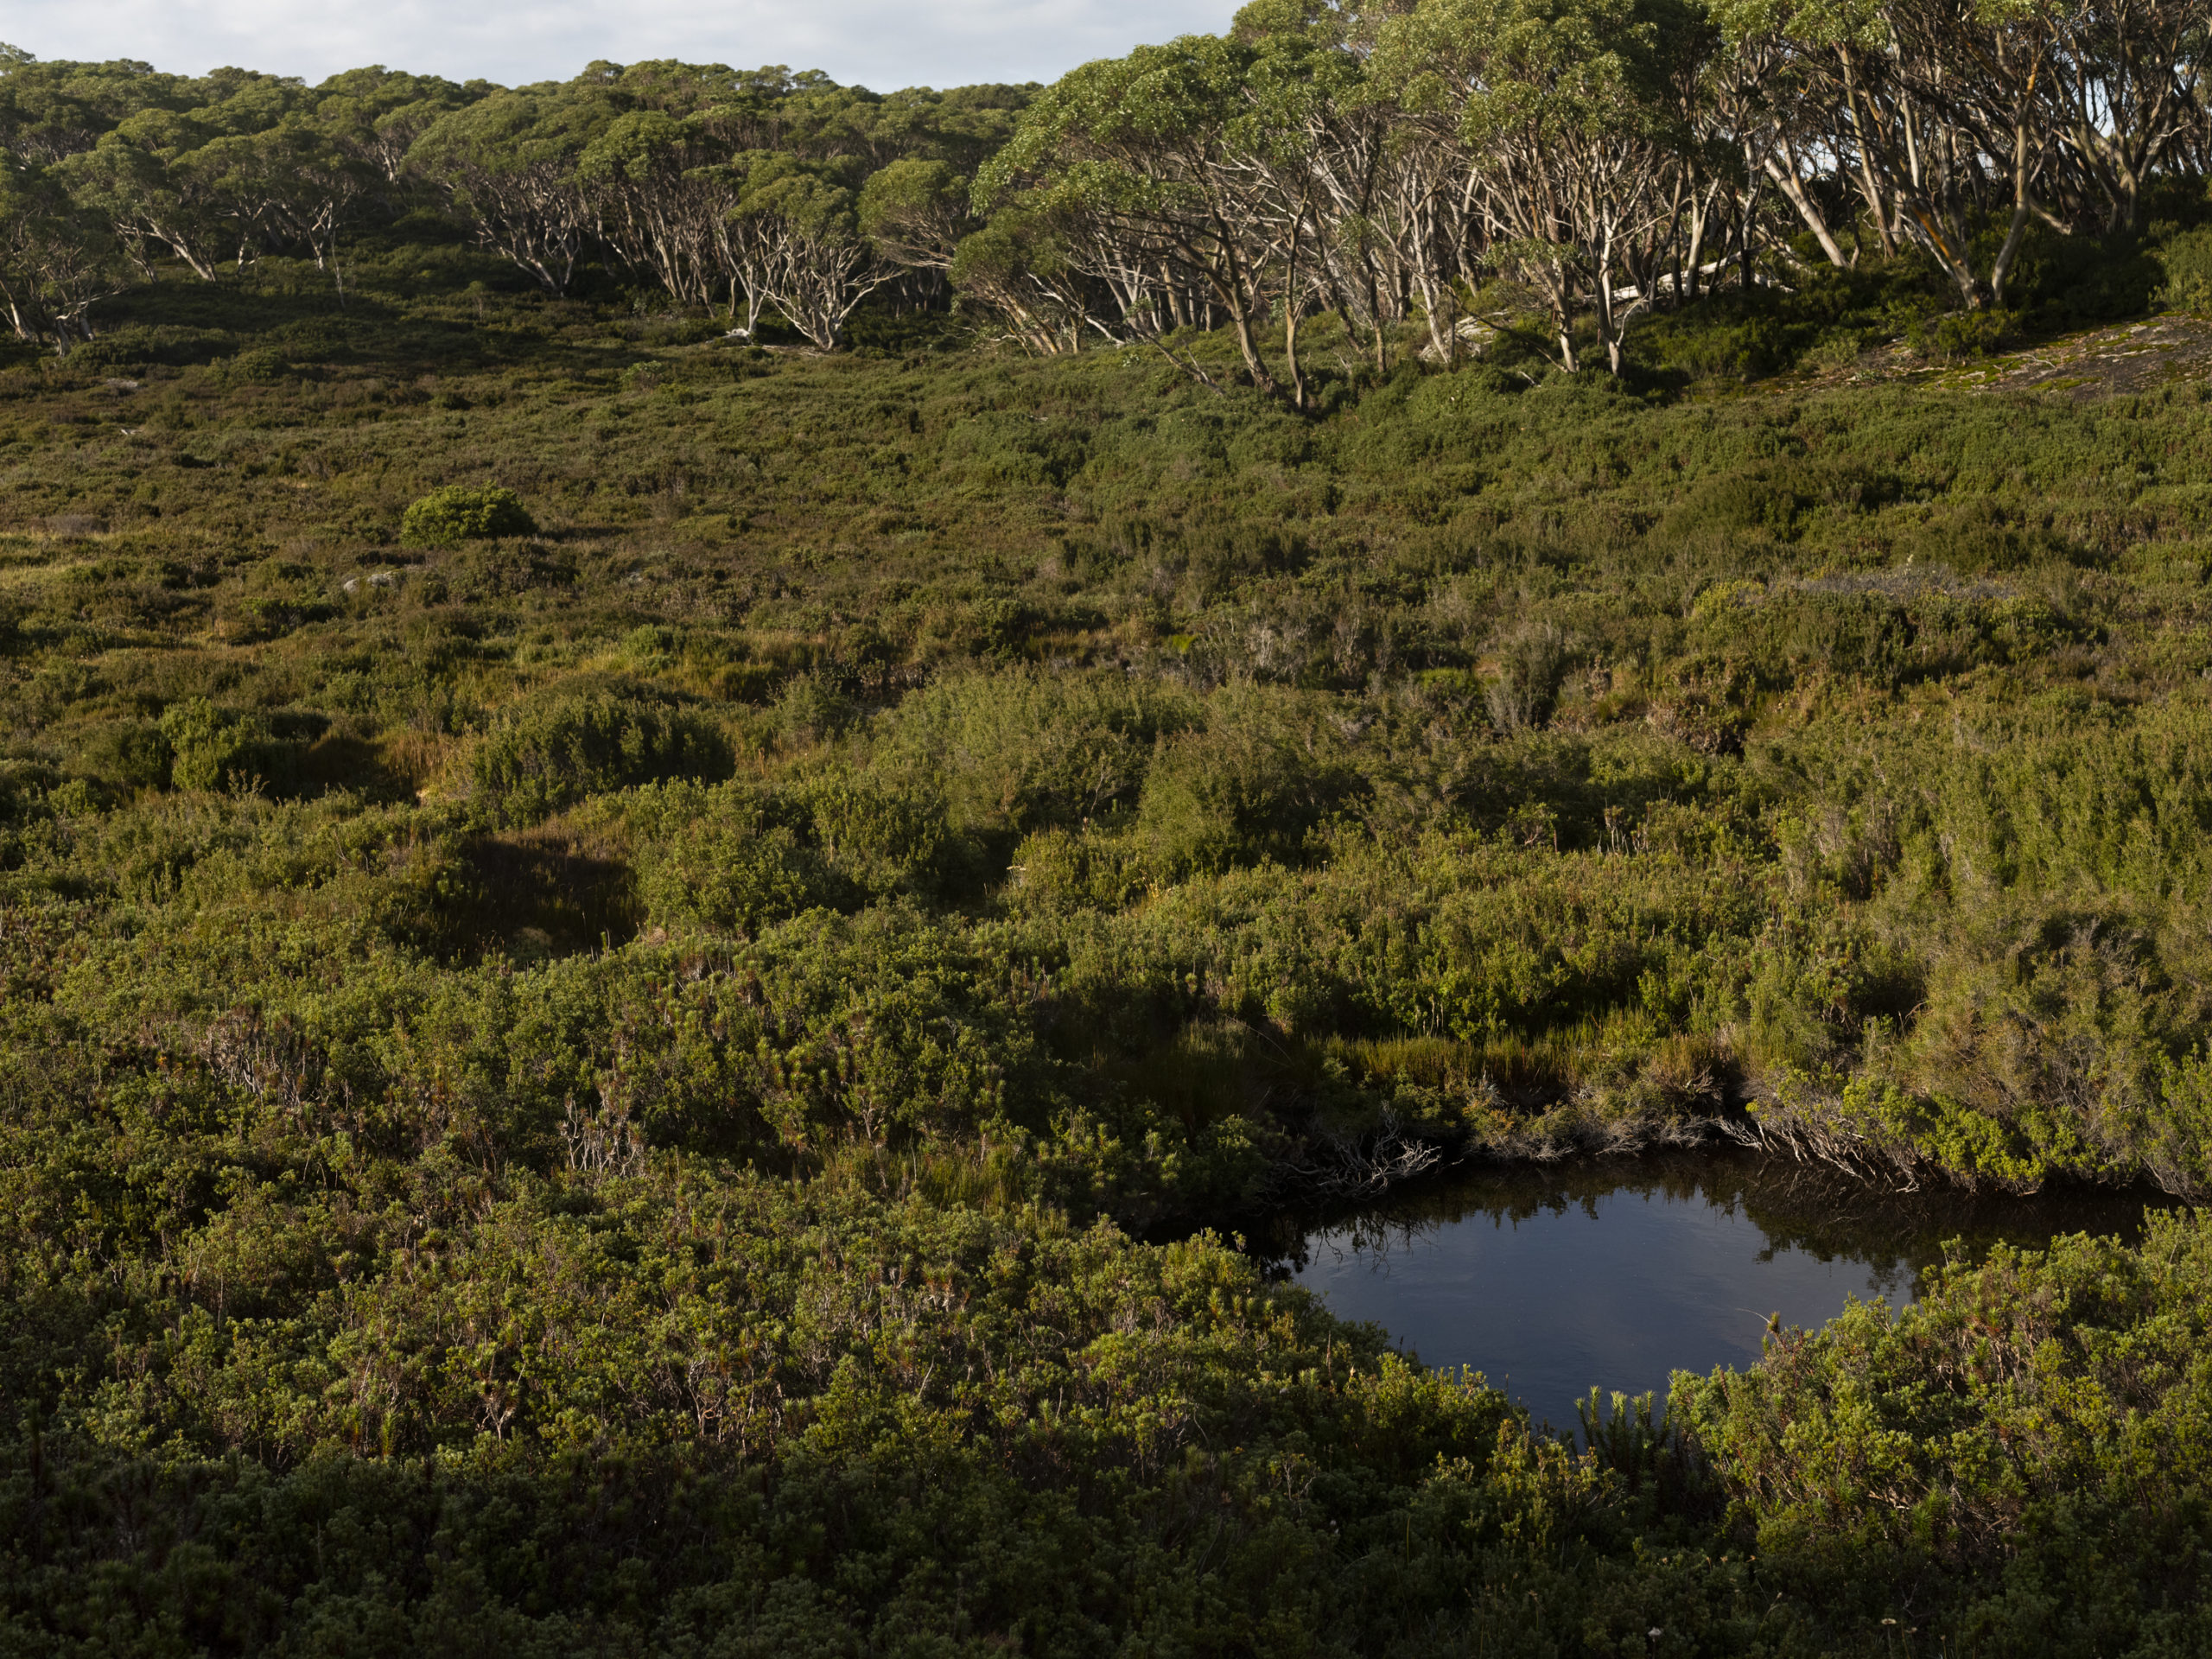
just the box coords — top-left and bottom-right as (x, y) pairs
(3, 5), (2212, 1652)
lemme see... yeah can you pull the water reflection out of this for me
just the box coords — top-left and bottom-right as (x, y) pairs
(1268, 1152), (2178, 1434)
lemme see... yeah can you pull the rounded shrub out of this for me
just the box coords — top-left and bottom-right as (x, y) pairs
(1910, 308), (2012, 362)
(2159, 225), (2212, 315)
(803, 775), (972, 899)
(157, 698), (282, 794)
(872, 667), (1197, 836)
(226, 346), (291, 385)
(1484, 622), (1570, 733)
(1138, 702), (1354, 878)
(774, 672), (858, 747)
(630, 781), (842, 934)
(73, 720), (173, 791)
(465, 682), (733, 828)
(1007, 825), (1144, 913)
(401, 485), (537, 549)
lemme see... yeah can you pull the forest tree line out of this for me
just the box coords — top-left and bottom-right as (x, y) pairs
(1, 0), (2208, 385)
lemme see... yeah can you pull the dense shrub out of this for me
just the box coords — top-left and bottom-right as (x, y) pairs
(628, 779), (842, 931)
(1681, 1210), (2212, 1637)
(226, 345), (293, 385)
(1138, 697), (1354, 876)
(771, 671), (858, 744)
(873, 667), (1197, 835)
(803, 774), (974, 899)
(157, 698), (289, 794)
(72, 718), (172, 790)
(6, 207), (2212, 1656)
(401, 484), (538, 548)
(1484, 621), (1571, 731)
(1008, 822), (1147, 912)
(1910, 307), (2015, 361)
(2160, 224), (2212, 312)
(463, 684), (733, 826)
(67, 323), (232, 369)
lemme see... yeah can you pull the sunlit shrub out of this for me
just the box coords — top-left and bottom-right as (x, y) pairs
(804, 775), (972, 898)
(225, 346), (291, 385)
(874, 668), (1197, 835)
(465, 683), (731, 827)
(73, 719), (173, 791)
(400, 484), (537, 548)
(158, 698), (283, 793)
(630, 780), (840, 932)
(1008, 823), (1147, 912)
(2158, 225), (2212, 313)
(774, 671), (858, 746)
(1484, 622), (1569, 732)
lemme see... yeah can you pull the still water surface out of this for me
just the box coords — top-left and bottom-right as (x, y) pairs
(1279, 1153), (2177, 1433)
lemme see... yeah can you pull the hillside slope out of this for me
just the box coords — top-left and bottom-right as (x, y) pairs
(1, 232), (2210, 1653)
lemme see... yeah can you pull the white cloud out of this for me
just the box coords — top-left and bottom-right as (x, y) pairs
(2, 0), (1242, 91)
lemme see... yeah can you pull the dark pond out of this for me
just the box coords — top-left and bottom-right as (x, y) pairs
(1271, 1152), (2182, 1433)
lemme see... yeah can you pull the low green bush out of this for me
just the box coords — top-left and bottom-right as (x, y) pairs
(772, 671), (858, 745)
(464, 683), (732, 827)
(803, 774), (974, 899)
(72, 718), (173, 790)
(1680, 1211), (2212, 1636)
(157, 698), (289, 794)
(226, 345), (292, 385)
(1910, 307), (2014, 361)
(1007, 823), (1148, 912)
(873, 667), (1196, 836)
(2159, 224), (2212, 313)
(1485, 621), (1571, 731)
(629, 780), (842, 932)
(67, 322), (232, 369)
(1138, 696), (1355, 875)
(401, 484), (538, 548)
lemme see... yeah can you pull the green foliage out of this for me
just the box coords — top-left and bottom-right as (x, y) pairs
(628, 779), (837, 933)
(463, 683), (733, 826)
(71, 717), (171, 790)
(1010, 822), (1147, 912)
(1138, 693), (1352, 876)
(0, 115), (2208, 1651)
(802, 774), (972, 899)
(2159, 225), (2212, 314)
(400, 483), (537, 547)
(1485, 620), (1570, 731)
(157, 696), (284, 793)
(1680, 1210), (2212, 1643)
(1910, 307), (2014, 362)
(871, 667), (1196, 836)
(226, 344), (290, 384)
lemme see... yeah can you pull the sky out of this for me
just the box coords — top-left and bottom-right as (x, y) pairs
(3, 0), (1243, 92)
